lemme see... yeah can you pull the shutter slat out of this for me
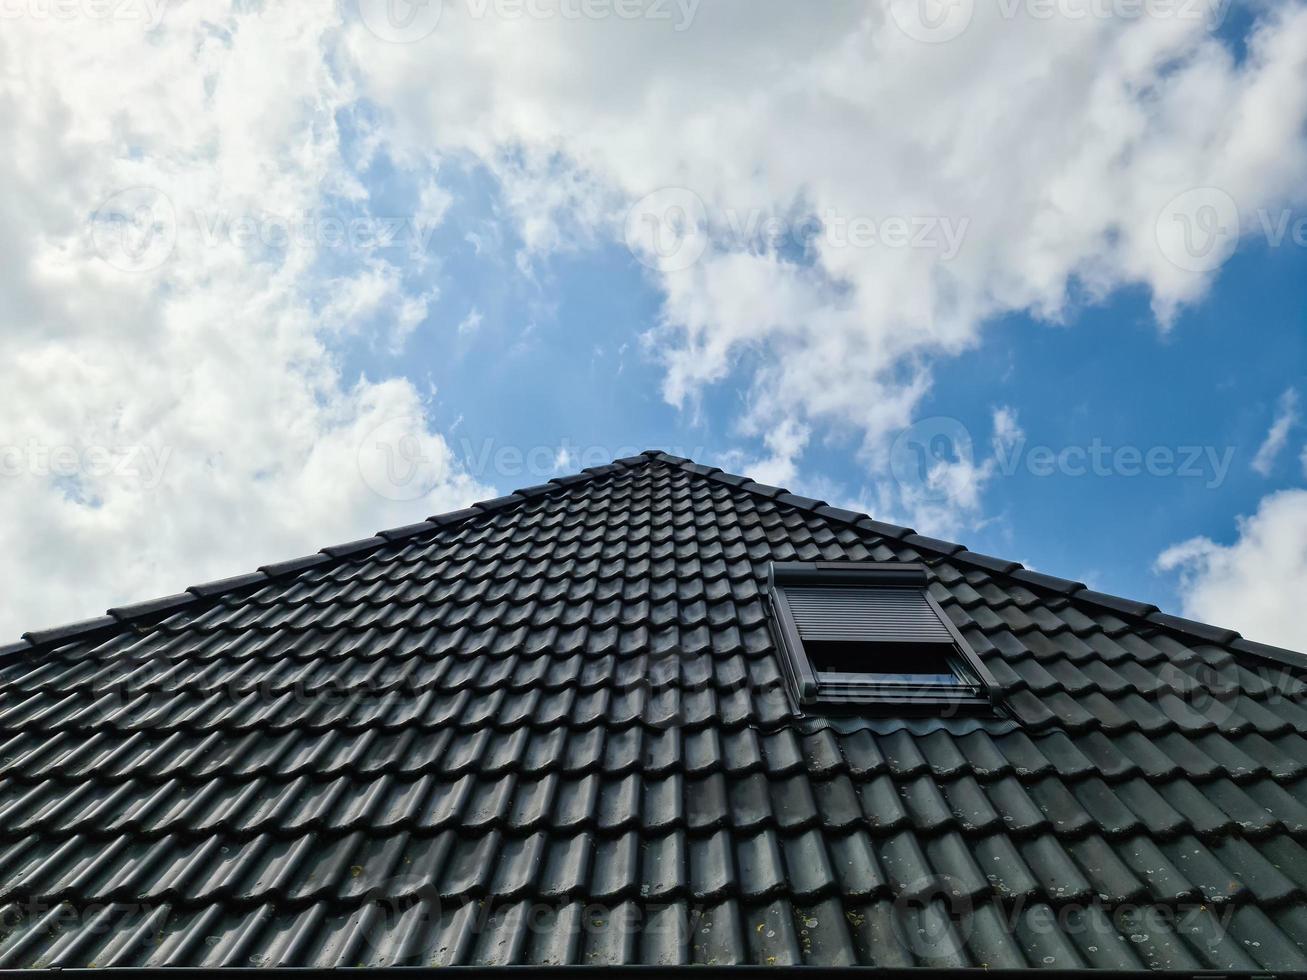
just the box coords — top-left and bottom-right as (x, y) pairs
(785, 587), (953, 643)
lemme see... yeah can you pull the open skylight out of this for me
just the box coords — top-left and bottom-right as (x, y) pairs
(768, 561), (998, 712)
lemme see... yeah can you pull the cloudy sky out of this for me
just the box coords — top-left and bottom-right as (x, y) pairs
(3, 0), (1306, 648)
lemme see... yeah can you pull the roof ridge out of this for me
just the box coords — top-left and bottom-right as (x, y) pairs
(1, 454), (666, 661)
(7, 447), (1304, 673)
(644, 451), (1307, 673)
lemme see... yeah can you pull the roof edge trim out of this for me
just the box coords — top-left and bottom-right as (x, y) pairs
(0, 965), (1279, 979)
(643, 451), (1306, 673)
(2, 453), (665, 660)
(7, 447), (1304, 673)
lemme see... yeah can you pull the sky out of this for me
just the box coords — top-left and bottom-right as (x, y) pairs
(2, 0), (1306, 649)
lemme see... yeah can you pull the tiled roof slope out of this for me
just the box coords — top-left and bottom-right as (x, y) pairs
(2, 452), (1307, 972)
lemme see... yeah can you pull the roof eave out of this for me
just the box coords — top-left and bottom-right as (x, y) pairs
(0, 968), (1286, 979)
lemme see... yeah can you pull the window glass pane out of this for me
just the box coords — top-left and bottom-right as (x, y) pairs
(803, 639), (957, 677)
(818, 671), (960, 686)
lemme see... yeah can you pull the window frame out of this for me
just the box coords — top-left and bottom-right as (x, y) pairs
(767, 561), (999, 713)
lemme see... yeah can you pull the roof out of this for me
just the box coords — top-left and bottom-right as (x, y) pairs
(1, 450), (1307, 972)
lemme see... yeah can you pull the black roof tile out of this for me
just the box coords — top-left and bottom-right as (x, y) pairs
(107, 592), (199, 622)
(1066, 833), (1148, 903)
(1148, 611), (1240, 645)
(3, 452), (1307, 969)
(953, 550), (1022, 575)
(1008, 568), (1086, 595)
(430, 507), (481, 525)
(22, 615), (121, 647)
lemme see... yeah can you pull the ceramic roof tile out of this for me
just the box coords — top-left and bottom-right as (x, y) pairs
(3, 454), (1307, 970)
(1018, 835), (1094, 903)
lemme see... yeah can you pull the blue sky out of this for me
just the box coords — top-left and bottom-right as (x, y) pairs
(924, 239), (1307, 608)
(333, 146), (1307, 615)
(5, 1), (1307, 646)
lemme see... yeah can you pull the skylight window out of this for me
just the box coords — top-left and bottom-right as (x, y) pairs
(768, 562), (997, 712)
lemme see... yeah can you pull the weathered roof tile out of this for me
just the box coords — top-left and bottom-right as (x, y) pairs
(1, 453), (1305, 969)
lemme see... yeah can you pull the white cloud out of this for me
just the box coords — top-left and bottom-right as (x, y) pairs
(10, 2), (1307, 636)
(833, 406), (1025, 538)
(1158, 489), (1307, 651)
(992, 406), (1026, 452)
(715, 417), (812, 490)
(457, 307), (485, 335)
(349, 0), (1307, 520)
(320, 262), (438, 352)
(892, 444), (995, 539)
(1252, 387), (1301, 475)
(417, 177), (455, 231)
(0, 5), (488, 638)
